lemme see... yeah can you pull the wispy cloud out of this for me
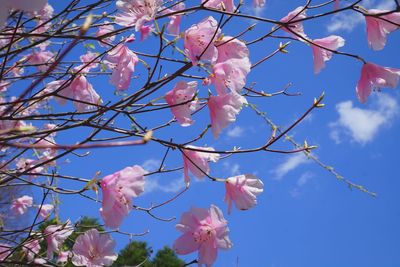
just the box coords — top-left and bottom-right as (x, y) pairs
(144, 177), (184, 194)
(329, 94), (399, 144)
(290, 172), (315, 198)
(327, 0), (395, 32)
(272, 154), (310, 180)
(297, 172), (314, 187)
(222, 161), (242, 177)
(142, 159), (184, 194)
(142, 159), (161, 172)
(227, 126), (245, 138)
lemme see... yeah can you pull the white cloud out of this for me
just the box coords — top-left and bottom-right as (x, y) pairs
(329, 94), (399, 144)
(142, 159), (161, 172)
(227, 126), (244, 138)
(144, 177), (184, 194)
(222, 161), (242, 176)
(272, 153), (310, 180)
(327, 0), (395, 32)
(297, 172), (314, 187)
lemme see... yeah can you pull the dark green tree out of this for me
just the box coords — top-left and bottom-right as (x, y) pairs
(113, 241), (153, 267)
(152, 246), (185, 267)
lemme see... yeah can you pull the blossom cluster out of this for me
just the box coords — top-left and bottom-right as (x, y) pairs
(0, 0), (399, 266)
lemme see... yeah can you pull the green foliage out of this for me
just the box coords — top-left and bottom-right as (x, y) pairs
(113, 242), (184, 267)
(152, 246), (185, 267)
(113, 241), (153, 267)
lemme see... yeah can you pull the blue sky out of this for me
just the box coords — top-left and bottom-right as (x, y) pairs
(27, 0), (400, 266)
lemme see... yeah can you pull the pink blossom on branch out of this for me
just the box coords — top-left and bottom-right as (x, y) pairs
(182, 146), (220, 186)
(365, 9), (400, 51)
(208, 36), (251, 95)
(72, 229), (118, 266)
(10, 195), (33, 216)
(215, 36), (250, 63)
(279, 6), (307, 40)
(57, 250), (71, 264)
(0, 243), (12, 261)
(165, 81), (198, 127)
(44, 221), (73, 259)
(224, 174), (264, 214)
(67, 75), (102, 112)
(106, 44), (139, 91)
(75, 51), (99, 73)
(173, 205), (233, 266)
(210, 59), (251, 95)
(22, 238), (42, 262)
(100, 165), (146, 228)
(37, 203), (54, 218)
(165, 2), (185, 35)
(96, 22), (116, 47)
(208, 93), (247, 138)
(356, 62), (400, 103)
(311, 35), (345, 74)
(115, 0), (160, 39)
(202, 0), (235, 12)
(27, 49), (54, 72)
(184, 16), (221, 65)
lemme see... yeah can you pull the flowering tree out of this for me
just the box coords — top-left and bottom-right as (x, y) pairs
(0, 0), (399, 266)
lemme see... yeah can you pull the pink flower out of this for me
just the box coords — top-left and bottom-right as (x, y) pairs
(44, 80), (67, 104)
(37, 203), (54, 218)
(115, 0), (160, 39)
(210, 59), (251, 95)
(202, 0), (235, 12)
(33, 258), (47, 264)
(96, 22), (115, 47)
(253, 0), (265, 8)
(356, 62), (400, 103)
(72, 229), (118, 267)
(311, 35), (345, 74)
(106, 44), (139, 91)
(35, 3), (54, 21)
(0, 81), (10, 93)
(0, 243), (12, 261)
(166, 2), (185, 35)
(280, 6), (307, 39)
(184, 16), (221, 65)
(182, 146), (220, 186)
(224, 174), (264, 214)
(209, 36), (251, 95)
(173, 205), (232, 266)
(44, 221), (74, 259)
(10, 195), (33, 216)
(27, 50), (54, 72)
(215, 36), (250, 63)
(74, 52), (99, 73)
(57, 251), (71, 264)
(365, 9), (400, 50)
(100, 166), (146, 228)
(68, 75), (101, 112)
(22, 238), (41, 262)
(208, 93), (247, 138)
(16, 158), (43, 174)
(165, 81), (198, 127)
(139, 24), (153, 40)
